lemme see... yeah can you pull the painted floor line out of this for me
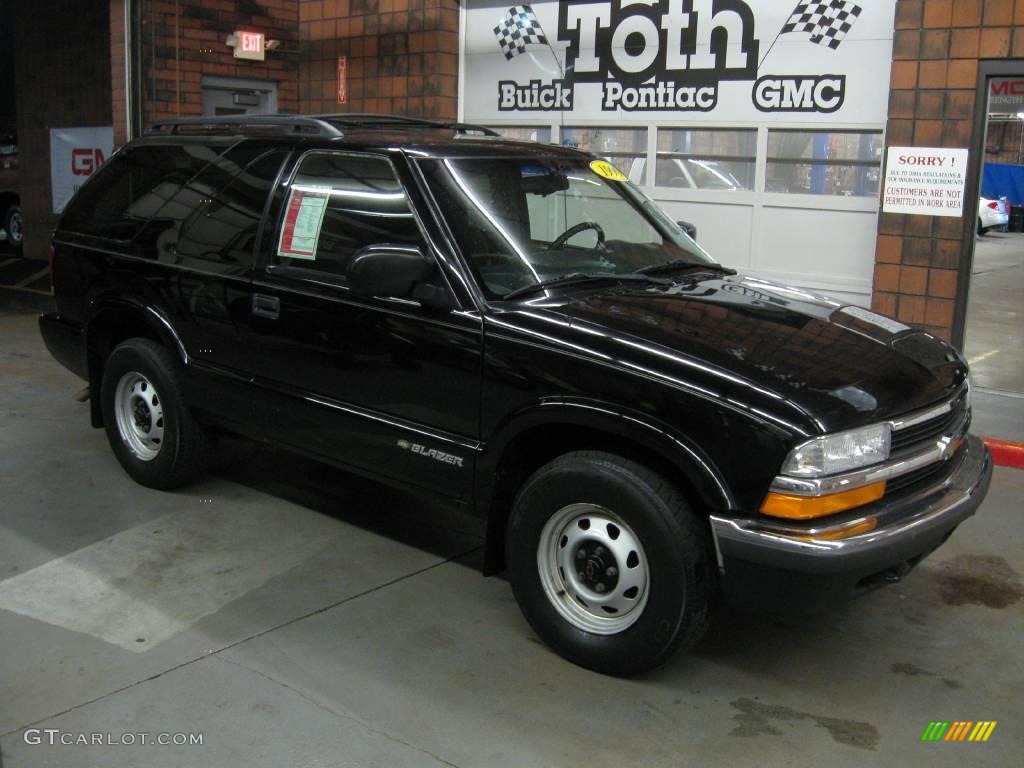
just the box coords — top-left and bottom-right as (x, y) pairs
(13, 267), (50, 288)
(967, 349), (1000, 365)
(0, 257), (20, 269)
(974, 386), (1024, 400)
(0, 283), (51, 297)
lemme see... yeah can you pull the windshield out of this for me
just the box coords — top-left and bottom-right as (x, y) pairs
(418, 156), (716, 299)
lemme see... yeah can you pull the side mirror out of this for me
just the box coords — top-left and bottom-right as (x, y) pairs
(677, 221), (697, 241)
(346, 244), (435, 298)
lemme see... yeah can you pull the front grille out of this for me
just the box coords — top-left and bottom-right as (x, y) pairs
(890, 390), (968, 455)
(885, 459), (949, 495)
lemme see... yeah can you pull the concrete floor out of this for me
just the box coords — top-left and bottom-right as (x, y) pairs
(1, 289), (1022, 768)
(964, 231), (1024, 397)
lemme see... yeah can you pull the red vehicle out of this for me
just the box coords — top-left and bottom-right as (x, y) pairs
(0, 134), (21, 252)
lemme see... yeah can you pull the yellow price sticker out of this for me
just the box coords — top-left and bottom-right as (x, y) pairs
(590, 160), (628, 182)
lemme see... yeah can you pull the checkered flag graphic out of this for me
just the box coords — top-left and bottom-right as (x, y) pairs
(493, 5), (548, 60)
(781, 0), (862, 50)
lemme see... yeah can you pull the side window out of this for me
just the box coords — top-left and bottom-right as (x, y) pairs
(172, 148), (289, 269)
(59, 143), (222, 241)
(274, 153), (422, 279)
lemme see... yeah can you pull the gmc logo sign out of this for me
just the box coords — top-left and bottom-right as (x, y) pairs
(753, 76), (846, 114)
(71, 148), (105, 176)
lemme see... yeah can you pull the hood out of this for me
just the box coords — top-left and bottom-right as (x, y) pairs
(497, 271), (967, 435)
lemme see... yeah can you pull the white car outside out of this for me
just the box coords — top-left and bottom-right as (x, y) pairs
(978, 196), (1010, 235)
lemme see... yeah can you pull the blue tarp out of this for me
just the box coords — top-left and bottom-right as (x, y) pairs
(982, 163), (1024, 204)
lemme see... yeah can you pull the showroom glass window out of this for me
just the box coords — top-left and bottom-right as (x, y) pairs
(493, 126), (553, 143)
(766, 130), (883, 196)
(654, 128), (756, 191)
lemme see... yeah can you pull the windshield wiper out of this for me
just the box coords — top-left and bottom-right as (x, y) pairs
(637, 259), (737, 276)
(502, 272), (670, 301)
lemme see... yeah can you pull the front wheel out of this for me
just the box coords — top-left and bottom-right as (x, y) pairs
(100, 339), (213, 489)
(506, 451), (713, 676)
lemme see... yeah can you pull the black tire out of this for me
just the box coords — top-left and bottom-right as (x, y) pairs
(977, 219), (986, 236)
(100, 338), (213, 489)
(5, 204), (22, 251)
(506, 451), (713, 676)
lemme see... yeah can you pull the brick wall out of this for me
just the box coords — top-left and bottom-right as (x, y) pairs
(138, 0), (300, 127)
(298, 0), (459, 119)
(871, 0), (1024, 343)
(13, 0), (112, 261)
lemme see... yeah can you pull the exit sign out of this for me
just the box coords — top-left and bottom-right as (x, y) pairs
(234, 31), (265, 61)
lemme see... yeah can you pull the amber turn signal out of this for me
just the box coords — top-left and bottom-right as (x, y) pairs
(760, 481), (886, 520)
(797, 518), (879, 541)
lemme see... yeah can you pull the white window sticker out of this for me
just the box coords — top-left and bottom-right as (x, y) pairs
(839, 306), (910, 335)
(277, 187), (331, 260)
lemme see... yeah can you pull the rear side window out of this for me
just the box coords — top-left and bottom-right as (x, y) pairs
(273, 152), (422, 279)
(132, 144), (290, 270)
(60, 143), (222, 241)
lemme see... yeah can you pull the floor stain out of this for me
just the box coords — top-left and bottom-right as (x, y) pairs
(730, 698), (879, 751)
(890, 662), (963, 690)
(890, 662), (930, 677)
(935, 554), (1022, 609)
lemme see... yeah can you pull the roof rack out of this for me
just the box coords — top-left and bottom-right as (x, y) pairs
(309, 113), (501, 137)
(148, 115), (344, 137)
(147, 113), (501, 138)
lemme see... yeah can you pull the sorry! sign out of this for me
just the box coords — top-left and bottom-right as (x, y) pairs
(882, 147), (969, 218)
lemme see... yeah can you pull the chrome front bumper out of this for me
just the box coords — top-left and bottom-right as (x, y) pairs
(710, 435), (992, 577)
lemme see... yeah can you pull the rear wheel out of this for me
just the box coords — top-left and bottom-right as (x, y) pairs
(4, 204), (22, 250)
(101, 339), (213, 489)
(506, 451), (713, 676)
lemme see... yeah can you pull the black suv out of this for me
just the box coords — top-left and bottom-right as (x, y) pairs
(40, 114), (992, 676)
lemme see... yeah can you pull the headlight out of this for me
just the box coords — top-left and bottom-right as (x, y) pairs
(781, 423), (891, 477)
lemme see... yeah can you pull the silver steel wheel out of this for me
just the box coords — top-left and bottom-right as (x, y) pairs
(537, 503), (650, 635)
(113, 371), (165, 461)
(7, 207), (22, 245)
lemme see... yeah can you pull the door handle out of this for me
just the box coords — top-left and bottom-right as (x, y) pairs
(252, 293), (280, 319)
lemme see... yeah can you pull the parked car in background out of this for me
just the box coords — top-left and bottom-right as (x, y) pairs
(627, 156), (745, 190)
(0, 130), (21, 252)
(978, 196), (1009, 236)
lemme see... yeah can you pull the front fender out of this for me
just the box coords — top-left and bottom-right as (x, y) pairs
(478, 397), (736, 512)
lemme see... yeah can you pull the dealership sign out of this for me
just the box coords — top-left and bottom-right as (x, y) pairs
(989, 77), (1024, 112)
(49, 127), (114, 214)
(463, 0), (895, 123)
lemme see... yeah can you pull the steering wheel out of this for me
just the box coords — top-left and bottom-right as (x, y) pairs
(547, 221), (605, 251)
